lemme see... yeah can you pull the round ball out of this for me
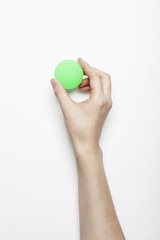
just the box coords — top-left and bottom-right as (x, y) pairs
(54, 59), (84, 89)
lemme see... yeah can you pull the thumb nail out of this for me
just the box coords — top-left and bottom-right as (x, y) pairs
(51, 78), (58, 89)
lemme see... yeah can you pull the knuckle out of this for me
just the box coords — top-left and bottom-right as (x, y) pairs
(97, 98), (112, 111)
(89, 69), (95, 77)
(107, 99), (112, 109)
(98, 97), (107, 108)
(107, 73), (111, 80)
(94, 72), (99, 78)
(92, 67), (100, 76)
(88, 67), (98, 78)
(104, 72), (111, 80)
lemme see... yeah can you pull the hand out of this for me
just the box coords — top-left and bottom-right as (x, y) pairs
(51, 61), (126, 240)
(51, 58), (112, 153)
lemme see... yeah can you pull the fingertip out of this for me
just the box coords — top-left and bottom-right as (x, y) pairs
(78, 57), (87, 63)
(78, 86), (90, 92)
(78, 57), (82, 62)
(78, 78), (89, 88)
(78, 81), (83, 88)
(78, 57), (88, 66)
(50, 78), (54, 84)
(50, 78), (59, 89)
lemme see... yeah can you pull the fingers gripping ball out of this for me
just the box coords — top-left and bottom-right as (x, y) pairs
(54, 60), (84, 89)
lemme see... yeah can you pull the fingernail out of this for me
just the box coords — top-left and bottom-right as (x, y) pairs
(51, 79), (58, 88)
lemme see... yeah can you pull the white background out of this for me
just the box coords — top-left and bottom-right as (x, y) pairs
(0, 0), (160, 239)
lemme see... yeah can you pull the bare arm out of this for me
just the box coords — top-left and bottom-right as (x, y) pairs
(51, 57), (125, 240)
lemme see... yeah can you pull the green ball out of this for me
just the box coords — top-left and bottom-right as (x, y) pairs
(54, 59), (84, 89)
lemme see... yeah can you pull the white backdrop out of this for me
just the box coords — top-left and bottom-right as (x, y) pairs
(0, 0), (160, 239)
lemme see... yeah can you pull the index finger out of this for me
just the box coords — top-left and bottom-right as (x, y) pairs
(92, 67), (112, 101)
(78, 58), (103, 98)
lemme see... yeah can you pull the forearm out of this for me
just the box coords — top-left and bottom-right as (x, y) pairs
(74, 143), (125, 240)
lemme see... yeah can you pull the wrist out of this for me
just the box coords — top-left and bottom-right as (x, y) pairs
(72, 139), (103, 172)
(73, 139), (101, 158)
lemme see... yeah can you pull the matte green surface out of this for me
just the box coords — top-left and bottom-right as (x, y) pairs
(54, 59), (84, 89)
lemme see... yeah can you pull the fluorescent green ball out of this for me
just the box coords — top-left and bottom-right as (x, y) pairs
(54, 59), (84, 89)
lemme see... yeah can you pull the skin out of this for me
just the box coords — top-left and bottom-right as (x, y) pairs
(51, 57), (125, 240)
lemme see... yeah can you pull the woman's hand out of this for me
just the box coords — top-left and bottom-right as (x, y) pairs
(51, 58), (112, 153)
(51, 59), (126, 240)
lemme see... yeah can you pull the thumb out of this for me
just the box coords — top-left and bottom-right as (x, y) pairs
(50, 78), (73, 111)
